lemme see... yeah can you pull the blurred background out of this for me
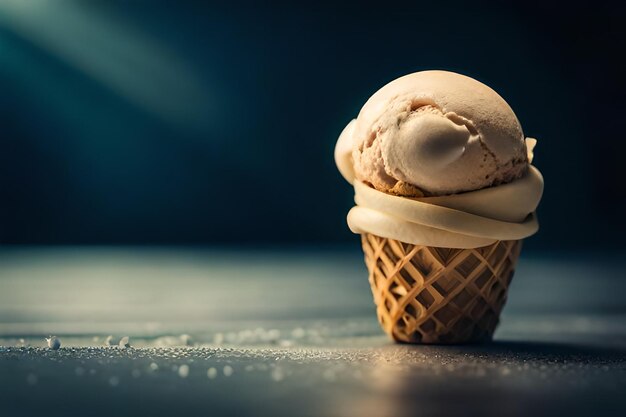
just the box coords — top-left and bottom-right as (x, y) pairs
(2, 4), (626, 416)
(0, 0), (625, 250)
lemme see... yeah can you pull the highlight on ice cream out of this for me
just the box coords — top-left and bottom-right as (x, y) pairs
(335, 70), (544, 343)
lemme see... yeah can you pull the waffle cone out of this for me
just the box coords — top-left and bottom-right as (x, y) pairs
(361, 234), (522, 344)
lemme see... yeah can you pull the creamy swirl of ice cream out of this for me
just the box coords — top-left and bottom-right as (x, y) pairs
(334, 71), (544, 248)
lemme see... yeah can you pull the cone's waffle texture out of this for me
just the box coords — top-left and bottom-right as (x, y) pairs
(361, 234), (522, 344)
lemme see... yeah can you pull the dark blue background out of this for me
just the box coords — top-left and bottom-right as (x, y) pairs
(1, 1), (624, 249)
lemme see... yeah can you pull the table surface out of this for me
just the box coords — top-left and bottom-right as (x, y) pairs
(0, 247), (625, 417)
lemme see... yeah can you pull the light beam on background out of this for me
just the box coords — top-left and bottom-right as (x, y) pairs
(0, 0), (215, 130)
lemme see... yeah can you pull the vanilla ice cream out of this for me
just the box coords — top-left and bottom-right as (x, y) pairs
(334, 70), (544, 248)
(346, 70), (528, 196)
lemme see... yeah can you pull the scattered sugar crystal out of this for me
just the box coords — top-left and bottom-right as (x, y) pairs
(180, 334), (193, 346)
(46, 336), (61, 350)
(207, 367), (218, 379)
(223, 365), (233, 377)
(178, 364), (190, 378)
(149, 362), (159, 371)
(291, 328), (306, 338)
(266, 329), (280, 342)
(119, 337), (131, 348)
(270, 367), (284, 382)
(154, 334), (194, 347)
(225, 332), (239, 344)
(238, 330), (254, 342)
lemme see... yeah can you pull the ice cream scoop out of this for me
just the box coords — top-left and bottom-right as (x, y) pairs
(339, 70), (528, 196)
(335, 70), (543, 248)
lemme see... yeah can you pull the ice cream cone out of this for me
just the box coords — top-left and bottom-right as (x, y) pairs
(361, 233), (521, 344)
(335, 71), (543, 345)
